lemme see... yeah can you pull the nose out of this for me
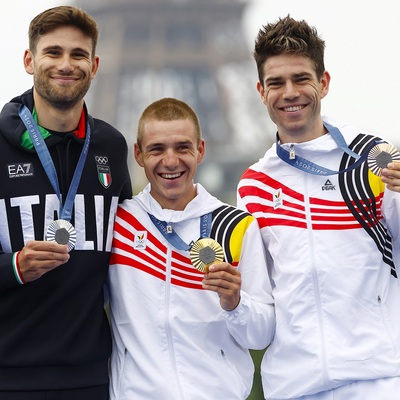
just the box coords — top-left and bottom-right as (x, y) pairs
(57, 55), (74, 72)
(162, 149), (179, 168)
(283, 81), (299, 99)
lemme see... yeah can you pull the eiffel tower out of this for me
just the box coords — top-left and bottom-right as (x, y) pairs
(75, 0), (272, 203)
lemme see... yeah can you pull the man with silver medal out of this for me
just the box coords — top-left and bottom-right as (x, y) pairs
(0, 6), (132, 400)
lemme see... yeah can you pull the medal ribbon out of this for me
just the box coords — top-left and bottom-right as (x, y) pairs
(276, 122), (377, 176)
(148, 212), (212, 251)
(19, 105), (91, 222)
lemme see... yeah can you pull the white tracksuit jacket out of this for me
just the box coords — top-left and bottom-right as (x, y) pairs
(108, 184), (275, 399)
(237, 116), (400, 399)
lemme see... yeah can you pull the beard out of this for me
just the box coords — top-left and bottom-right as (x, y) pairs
(33, 70), (92, 110)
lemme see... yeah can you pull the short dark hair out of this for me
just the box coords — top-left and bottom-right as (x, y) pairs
(28, 6), (99, 57)
(254, 15), (326, 85)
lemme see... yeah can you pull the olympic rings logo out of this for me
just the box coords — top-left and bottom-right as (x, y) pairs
(95, 156), (109, 165)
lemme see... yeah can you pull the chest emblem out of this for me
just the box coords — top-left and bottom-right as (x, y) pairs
(134, 231), (147, 250)
(95, 156), (112, 188)
(274, 188), (283, 209)
(322, 179), (336, 191)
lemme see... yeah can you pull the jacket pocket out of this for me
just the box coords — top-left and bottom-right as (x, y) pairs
(377, 295), (399, 355)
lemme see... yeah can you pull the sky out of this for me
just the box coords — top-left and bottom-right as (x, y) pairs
(2, 0), (399, 146)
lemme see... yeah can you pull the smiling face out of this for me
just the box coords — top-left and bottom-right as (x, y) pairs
(23, 25), (99, 110)
(135, 118), (205, 210)
(257, 54), (330, 143)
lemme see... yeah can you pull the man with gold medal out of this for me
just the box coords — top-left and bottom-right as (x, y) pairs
(108, 98), (275, 399)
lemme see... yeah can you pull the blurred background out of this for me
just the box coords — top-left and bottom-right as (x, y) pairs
(79, 0), (273, 205)
(2, 0), (400, 205)
(3, 1), (400, 398)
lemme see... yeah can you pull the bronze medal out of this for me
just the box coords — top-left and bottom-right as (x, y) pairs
(190, 238), (224, 273)
(46, 219), (76, 252)
(368, 143), (400, 176)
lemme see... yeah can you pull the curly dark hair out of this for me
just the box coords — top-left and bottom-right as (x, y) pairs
(254, 15), (326, 85)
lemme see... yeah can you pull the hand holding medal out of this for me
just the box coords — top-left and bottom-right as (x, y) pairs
(368, 143), (400, 176)
(190, 238), (224, 273)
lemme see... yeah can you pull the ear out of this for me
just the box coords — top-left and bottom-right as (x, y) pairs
(256, 81), (267, 105)
(90, 55), (100, 79)
(197, 139), (205, 164)
(23, 49), (34, 75)
(134, 143), (144, 167)
(320, 70), (331, 99)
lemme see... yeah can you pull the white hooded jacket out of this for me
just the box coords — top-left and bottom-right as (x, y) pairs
(108, 183), (275, 399)
(237, 116), (400, 399)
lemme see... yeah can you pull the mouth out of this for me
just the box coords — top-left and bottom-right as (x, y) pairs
(159, 172), (184, 180)
(282, 105), (305, 112)
(52, 74), (80, 83)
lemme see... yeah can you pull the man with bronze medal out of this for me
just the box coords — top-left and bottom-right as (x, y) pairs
(237, 15), (400, 400)
(108, 98), (275, 399)
(0, 6), (132, 400)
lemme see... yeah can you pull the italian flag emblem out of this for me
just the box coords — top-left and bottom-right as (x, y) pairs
(97, 165), (112, 188)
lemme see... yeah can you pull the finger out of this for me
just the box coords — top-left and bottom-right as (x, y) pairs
(208, 262), (240, 275)
(204, 274), (239, 289)
(203, 271), (241, 292)
(21, 249), (70, 265)
(25, 240), (69, 254)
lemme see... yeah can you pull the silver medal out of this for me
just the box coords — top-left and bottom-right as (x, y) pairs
(368, 143), (400, 176)
(46, 219), (76, 252)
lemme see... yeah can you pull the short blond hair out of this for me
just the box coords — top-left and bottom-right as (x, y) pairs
(137, 98), (202, 150)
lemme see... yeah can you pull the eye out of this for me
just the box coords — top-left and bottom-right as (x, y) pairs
(45, 49), (62, 57)
(147, 146), (164, 155)
(296, 76), (311, 83)
(265, 81), (282, 88)
(72, 51), (90, 60)
(177, 144), (190, 151)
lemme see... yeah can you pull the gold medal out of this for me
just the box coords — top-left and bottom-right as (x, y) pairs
(368, 143), (400, 176)
(190, 238), (224, 273)
(46, 219), (76, 252)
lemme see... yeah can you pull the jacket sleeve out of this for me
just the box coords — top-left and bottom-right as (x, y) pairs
(0, 252), (22, 291)
(382, 186), (400, 255)
(117, 148), (133, 203)
(222, 219), (275, 349)
(236, 186), (247, 212)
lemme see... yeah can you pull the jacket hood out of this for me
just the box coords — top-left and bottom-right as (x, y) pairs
(0, 89), (34, 149)
(134, 183), (224, 223)
(0, 88), (91, 151)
